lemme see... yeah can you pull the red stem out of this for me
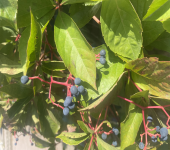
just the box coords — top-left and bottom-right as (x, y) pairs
(88, 135), (94, 150)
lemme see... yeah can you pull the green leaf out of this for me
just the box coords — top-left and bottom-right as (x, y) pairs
(0, 27), (16, 50)
(0, 54), (19, 66)
(0, 0), (17, 30)
(130, 90), (149, 102)
(7, 95), (33, 118)
(69, 2), (101, 28)
(77, 120), (94, 133)
(126, 57), (170, 82)
(97, 135), (117, 150)
(42, 66), (67, 78)
(130, 0), (153, 20)
(37, 95), (60, 138)
(62, 0), (100, 5)
(100, 0), (142, 60)
(18, 27), (30, 68)
(143, 0), (170, 21)
(32, 134), (51, 148)
(57, 132), (87, 138)
(42, 61), (66, 71)
(56, 132), (89, 145)
(147, 31), (170, 53)
(0, 83), (33, 99)
(120, 105), (142, 149)
(163, 18), (170, 33)
(54, 11), (96, 89)
(0, 65), (23, 76)
(131, 72), (170, 99)
(25, 10), (42, 75)
(17, 0), (54, 28)
(79, 72), (127, 112)
(142, 21), (165, 46)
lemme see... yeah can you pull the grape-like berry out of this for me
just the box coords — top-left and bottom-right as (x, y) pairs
(82, 89), (87, 95)
(64, 96), (72, 107)
(68, 102), (75, 110)
(101, 133), (107, 140)
(78, 85), (85, 94)
(160, 135), (168, 141)
(160, 127), (168, 138)
(15, 143), (17, 146)
(70, 86), (78, 95)
(147, 116), (153, 122)
(151, 136), (157, 143)
(74, 78), (81, 85)
(112, 141), (117, 147)
(100, 49), (106, 56)
(63, 107), (69, 116)
(139, 142), (144, 149)
(156, 126), (160, 132)
(16, 138), (19, 141)
(73, 92), (80, 97)
(112, 128), (119, 135)
(99, 57), (106, 65)
(31, 143), (34, 146)
(21, 76), (29, 84)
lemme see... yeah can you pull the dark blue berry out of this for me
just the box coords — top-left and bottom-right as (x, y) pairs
(70, 86), (78, 95)
(64, 96), (72, 107)
(82, 89), (87, 95)
(16, 138), (19, 141)
(156, 126), (160, 132)
(15, 142), (17, 146)
(99, 57), (106, 65)
(31, 143), (34, 146)
(100, 49), (106, 56)
(68, 102), (75, 110)
(160, 127), (168, 138)
(74, 78), (81, 85)
(73, 91), (80, 97)
(112, 128), (119, 135)
(21, 76), (29, 84)
(101, 133), (107, 140)
(112, 141), (117, 147)
(100, 55), (105, 58)
(151, 136), (157, 143)
(160, 135), (168, 141)
(139, 142), (144, 149)
(147, 116), (153, 122)
(63, 107), (69, 116)
(78, 85), (85, 94)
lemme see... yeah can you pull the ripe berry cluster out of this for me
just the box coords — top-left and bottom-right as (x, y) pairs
(99, 49), (106, 65)
(139, 116), (169, 150)
(63, 78), (87, 116)
(95, 49), (106, 65)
